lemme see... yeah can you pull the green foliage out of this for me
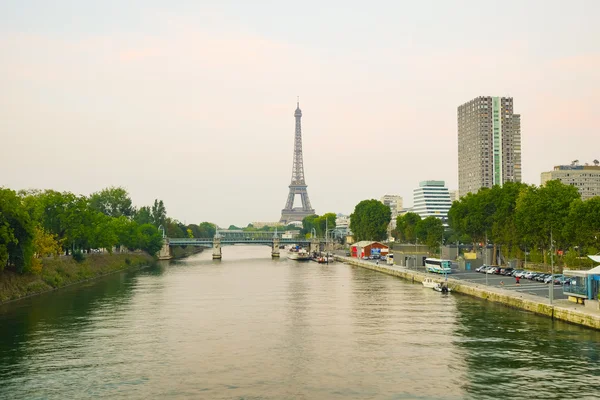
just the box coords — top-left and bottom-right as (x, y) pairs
(516, 180), (580, 251)
(415, 217), (444, 252)
(137, 224), (163, 256)
(151, 199), (167, 227)
(350, 199), (391, 241)
(1, 186), (176, 274)
(89, 186), (134, 218)
(134, 206), (153, 225)
(72, 250), (86, 263)
(395, 212), (421, 243)
(449, 180), (594, 264)
(300, 214), (319, 237)
(0, 188), (35, 273)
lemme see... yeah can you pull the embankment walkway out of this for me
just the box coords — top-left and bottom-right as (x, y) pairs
(334, 256), (600, 330)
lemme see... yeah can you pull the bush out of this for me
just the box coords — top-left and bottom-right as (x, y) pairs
(72, 250), (86, 263)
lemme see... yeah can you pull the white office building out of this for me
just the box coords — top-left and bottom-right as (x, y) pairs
(412, 181), (452, 222)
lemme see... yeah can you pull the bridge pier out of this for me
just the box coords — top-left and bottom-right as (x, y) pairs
(158, 238), (172, 260)
(310, 238), (320, 255)
(272, 238), (280, 258)
(212, 237), (222, 260)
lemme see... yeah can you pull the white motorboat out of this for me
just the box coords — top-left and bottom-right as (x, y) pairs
(422, 278), (438, 289)
(288, 248), (310, 261)
(433, 283), (452, 293)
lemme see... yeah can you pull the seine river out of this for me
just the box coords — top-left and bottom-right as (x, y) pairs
(1, 246), (599, 399)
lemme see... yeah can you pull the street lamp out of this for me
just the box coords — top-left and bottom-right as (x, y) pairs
(549, 228), (554, 304)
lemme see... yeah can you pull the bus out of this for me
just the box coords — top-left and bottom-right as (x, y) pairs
(425, 258), (452, 274)
(387, 254), (394, 265)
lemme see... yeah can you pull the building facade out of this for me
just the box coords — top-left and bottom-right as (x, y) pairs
(412, 180), (452, 222)
(458, 96), (522, 197)
(541, 163), (600, 200)
(380, 195), (404, 219)
(448, 190), (460, 203)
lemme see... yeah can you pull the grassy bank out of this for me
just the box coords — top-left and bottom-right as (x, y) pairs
(0, 253), (154, 304)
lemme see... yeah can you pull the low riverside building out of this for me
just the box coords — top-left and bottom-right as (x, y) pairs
(563, 255), (600, 305)
(351, 241), (389, 258)
(541, 163), (600, 200)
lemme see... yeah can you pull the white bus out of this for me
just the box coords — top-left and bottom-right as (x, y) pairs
(425, 258), (452, 274)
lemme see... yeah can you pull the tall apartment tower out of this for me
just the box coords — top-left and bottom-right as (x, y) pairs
(458, 96), (522, 197)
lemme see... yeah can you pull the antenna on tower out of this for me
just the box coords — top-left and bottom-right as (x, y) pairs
(297, 96), (299, 106)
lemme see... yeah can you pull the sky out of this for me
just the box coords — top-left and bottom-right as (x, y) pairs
(1, 0), (599, 228)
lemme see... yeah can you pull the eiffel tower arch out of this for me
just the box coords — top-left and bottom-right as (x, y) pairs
(280, 100), (316, 224)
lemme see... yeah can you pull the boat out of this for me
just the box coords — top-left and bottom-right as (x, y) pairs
(316, 255), (333, 264)
(433, 283), (452, 293)
(422, 278), (438, 289)
(287, 247), (310, 261)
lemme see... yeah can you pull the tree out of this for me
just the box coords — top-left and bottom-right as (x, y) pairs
(396, 212), (421, 243)
(137, 224), (164, 256)
(89, 187), (134, 218)
(151, 199), (167, 227)
(516, 180), (580, 263)
(415, 216), (444, 253)
(300, 215), (319, 237)
(313, 213), (336, 237)
(197, 222), (216, 238)
(564, 197), (600, 253)
(349, 199), (391, 241)
(0, 188), (35, 273)
(594, 159), (599, 166)
(134, 206), (153, 225)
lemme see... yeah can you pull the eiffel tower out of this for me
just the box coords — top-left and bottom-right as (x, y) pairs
(280, 100), (315, 224)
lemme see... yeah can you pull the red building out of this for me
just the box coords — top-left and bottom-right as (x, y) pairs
(351, 241), (389, 258)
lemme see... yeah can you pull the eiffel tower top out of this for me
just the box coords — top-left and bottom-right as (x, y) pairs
(295, 98), (302, 118)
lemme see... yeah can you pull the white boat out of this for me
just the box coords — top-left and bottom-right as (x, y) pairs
(288, 248), (310, 261)
(422, 278), (438, 288)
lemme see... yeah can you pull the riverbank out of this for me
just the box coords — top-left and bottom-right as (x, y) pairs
(0, 253), (154, 304)
(171, 246), (204, 259)
(335, 255), (600, 330)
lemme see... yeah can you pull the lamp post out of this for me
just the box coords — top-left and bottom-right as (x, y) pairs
(549, 229), (554, 304)
(485, 233), (488, 287)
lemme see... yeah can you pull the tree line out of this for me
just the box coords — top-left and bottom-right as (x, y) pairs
(301, 213), (337, 238)
(447, 180), (600, 265)
(0, 186), (217, 274)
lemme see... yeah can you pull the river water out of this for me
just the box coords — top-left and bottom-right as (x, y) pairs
(1, 246), (599, 399)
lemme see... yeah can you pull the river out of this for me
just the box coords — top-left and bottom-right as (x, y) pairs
(1, 246), (599, 399)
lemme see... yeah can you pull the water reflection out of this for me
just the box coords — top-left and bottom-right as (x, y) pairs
(454, 300), (600, 399)
(0, 248), (599, 400)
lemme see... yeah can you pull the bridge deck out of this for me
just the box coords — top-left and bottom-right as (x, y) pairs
(168, 238), (321, 246)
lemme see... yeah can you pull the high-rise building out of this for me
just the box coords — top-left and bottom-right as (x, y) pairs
(380, 195), (403, 219)
(541, 162), (600, 200)
(412, 181), (452, 222)
(448, 190), (460, 203)
(458, 96), (522, 197)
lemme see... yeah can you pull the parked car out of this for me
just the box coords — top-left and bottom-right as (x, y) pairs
(511, 269), (523, 277)
(553, 275), (568, 285)
(475, 264), (490, 273)
(487, 267), (499, 274)
(501, 268), (514, 276)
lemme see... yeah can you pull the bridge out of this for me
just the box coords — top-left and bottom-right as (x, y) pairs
(158, 230), (328, 260)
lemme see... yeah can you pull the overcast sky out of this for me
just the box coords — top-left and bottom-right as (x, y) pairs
(1, 1), (599, 227)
